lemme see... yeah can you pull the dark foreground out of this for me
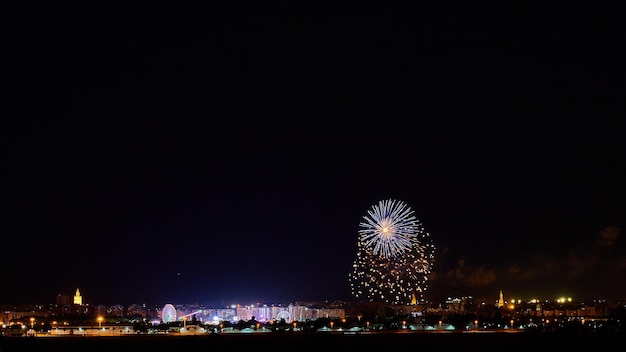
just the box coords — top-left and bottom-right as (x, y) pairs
(1, 331), (624, 352)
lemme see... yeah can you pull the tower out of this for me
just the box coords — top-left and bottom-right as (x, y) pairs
(497, 290), (504, 308)
(73, 288), (83, 305)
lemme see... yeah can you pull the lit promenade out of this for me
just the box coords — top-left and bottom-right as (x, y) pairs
(1, 329), (622, 352)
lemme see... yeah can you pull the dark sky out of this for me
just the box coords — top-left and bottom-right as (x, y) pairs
(3, 3), (625, 307)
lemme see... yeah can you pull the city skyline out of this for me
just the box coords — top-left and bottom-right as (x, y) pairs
(3, 280), (620, 310)
(3, 284), (615, 312)
(3, 3), (624, 306)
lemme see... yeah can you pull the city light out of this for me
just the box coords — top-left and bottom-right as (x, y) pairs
(1, 290), (623, 337)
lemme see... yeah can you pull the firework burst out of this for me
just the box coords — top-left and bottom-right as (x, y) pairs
(349, 199), (435, 304)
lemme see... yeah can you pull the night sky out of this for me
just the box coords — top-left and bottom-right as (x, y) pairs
(3, 3), (625, 307)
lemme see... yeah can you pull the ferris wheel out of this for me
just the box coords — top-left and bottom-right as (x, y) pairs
(161, 304), (177, 323)
(275, 310), (291, 323)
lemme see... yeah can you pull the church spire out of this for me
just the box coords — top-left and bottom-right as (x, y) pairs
(497, 289), (504, 308)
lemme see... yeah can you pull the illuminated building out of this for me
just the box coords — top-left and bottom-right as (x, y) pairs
(73, 288), (83, 305)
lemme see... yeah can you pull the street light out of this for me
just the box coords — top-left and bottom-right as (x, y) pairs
(97, 316), (103, 330)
